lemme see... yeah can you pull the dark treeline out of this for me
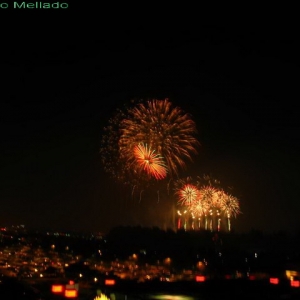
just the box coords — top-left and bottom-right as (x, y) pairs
(104, 226), (300, 272)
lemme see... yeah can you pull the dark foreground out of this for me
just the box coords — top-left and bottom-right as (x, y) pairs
(1, 275), (300, 299)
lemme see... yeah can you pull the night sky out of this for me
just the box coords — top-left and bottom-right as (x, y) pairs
(0, 9), (299, 234)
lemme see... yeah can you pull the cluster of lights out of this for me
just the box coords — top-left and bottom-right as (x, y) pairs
(51, 280), (79, 298)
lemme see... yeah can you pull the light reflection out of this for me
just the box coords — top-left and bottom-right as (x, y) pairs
(148, 295), (196, 300)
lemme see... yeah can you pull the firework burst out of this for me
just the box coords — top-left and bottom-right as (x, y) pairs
(133, 143), (167, 180)
(221, 193), (241, 231)
(221, 193), (241, 218)
(199, 186), (218, 205)
(189, 196), (209, 217)
(176, 183), (199, 206)
(119, 98), (199, 177)
(174, 177), (199, 205)
(100, 98), (200, 189)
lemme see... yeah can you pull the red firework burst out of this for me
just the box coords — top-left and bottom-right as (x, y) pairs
(133, 143), (167, 180)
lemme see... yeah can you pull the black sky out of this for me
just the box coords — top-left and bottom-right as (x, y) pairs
(0, 9), (299, 234)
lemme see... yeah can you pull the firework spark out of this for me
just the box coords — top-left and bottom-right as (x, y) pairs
(133, 143), (167, 180)
(221, 193), (241, 218)
(176, 183), (199, 206)
(220, 193), (241, 231)
(199, 186), (218, 206)
(189, 196), (209, 217)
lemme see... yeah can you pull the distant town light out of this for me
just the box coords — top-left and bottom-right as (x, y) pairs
(291, 280), (300, 287)
(105, 279), (115, 285)
(270, 277), (279, 285)
(65, 289), (78, 298)
(51, 285), (64, 293)
(195, 275), (205, 282)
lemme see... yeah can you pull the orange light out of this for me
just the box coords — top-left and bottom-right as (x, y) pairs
(270, 277), (279, 285)
(291, 280), (300, 287)
(105, 279), (115, 285)
(51, 285), (64, 293)
(195, 275), (205, 282)
(65, 289), (78, 298)
(69, 280), (75, 285)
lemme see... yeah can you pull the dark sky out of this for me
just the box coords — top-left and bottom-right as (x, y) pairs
(0, 8), (299, 234)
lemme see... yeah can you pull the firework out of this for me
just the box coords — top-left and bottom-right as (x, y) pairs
(189, 196), (209, 217)
(174, 174), (241, 232)
(174, 177), (199, 206)
(100, 98), (199, 189)
(176, 183), (199, 206)
(221, 193), (241, 231)
(100, 108), (130, 183)
(221, 194), (240, 218)
(199, 186), (218, 206)
(119, 98), (199, 177)
(133, 143), (167, 180)
(196, 175), (227, 231)
(197, 186), (216, 230)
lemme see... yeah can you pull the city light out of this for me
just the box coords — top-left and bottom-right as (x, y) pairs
(65, 289), (78, 298)
(51, 284), (64, 293)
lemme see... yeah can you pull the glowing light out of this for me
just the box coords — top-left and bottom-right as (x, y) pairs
(195, 275), (206, 282)
(270, 277), (279, 284)
(105, 279), (115, 285)
(51, 285), (64, 293)
(65, 289), (78, 298)
(291, 280), (300, 287)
